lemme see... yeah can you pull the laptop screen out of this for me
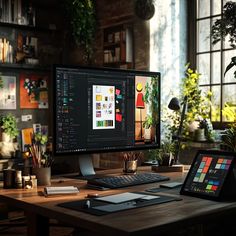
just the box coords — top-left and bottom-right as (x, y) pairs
(180, 150), (236, 200)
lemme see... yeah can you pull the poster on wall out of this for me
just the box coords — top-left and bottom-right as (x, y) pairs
(0, 75), (16, 109)
(20, 73), (49, 109)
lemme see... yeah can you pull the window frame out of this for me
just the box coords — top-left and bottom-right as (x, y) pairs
(187, 0), (236, 129)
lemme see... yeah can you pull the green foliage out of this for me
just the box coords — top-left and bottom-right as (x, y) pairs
(143, 76), (159, 127)
(181, 64), (212, 124)
(222, 103), (236, 122)
(211, 1), (236, 79)
(146, 141), (175, 164)
(221, 125), (236, 152)
(211, 1), (236, 47)
(142, 114), (153, 129)
(221, 104), (236, 151)
(34, 132), (48, 145)
(64, 0), (96, 61)
(0, 113), (19, 139)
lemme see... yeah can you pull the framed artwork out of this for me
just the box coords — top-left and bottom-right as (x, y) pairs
(20, 73), (48, 109)
(0, 75), (16, 109)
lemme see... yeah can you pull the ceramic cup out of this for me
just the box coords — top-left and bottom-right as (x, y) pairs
(32, 167), (51, 186)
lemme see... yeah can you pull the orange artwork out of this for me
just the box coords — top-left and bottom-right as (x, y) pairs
(20, 73), (48, 109)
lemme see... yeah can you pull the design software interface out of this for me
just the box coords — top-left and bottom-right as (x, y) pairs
(54, 66), (160, 154)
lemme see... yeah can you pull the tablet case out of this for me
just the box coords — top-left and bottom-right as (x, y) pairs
(180, 150), (236, 201)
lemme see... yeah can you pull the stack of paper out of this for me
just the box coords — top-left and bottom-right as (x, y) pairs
(44, 186), (79, 196)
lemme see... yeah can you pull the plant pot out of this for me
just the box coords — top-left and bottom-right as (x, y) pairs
(32, 167), (51, 186)
(1, 132), (12, 143)
(144, 128), (151, 142)
(159, 153), (172, 166)
(194, 128), (206, 142)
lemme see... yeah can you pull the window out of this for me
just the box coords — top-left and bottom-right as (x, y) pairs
(191, 0), (236, 128)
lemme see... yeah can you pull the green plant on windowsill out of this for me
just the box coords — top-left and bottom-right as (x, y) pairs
(211, 1), (236, 78)
(180, 64), (213, 141)
(221, 104), (236, 152)
(64, 0), (96, 62)
(0, 113), (19, 140)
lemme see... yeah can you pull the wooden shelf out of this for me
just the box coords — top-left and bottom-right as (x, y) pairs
(0, 21), (59, 33)
(103, 24), (133, 68)
(0, 63), (50, 71)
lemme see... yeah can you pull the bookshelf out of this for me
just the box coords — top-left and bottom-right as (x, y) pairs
(0, 0), (63, 158)
(103, 24), (133, 69)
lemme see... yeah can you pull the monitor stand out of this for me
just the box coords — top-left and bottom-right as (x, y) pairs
(79, 155), (96, 177)
(64, 155), (99, 180)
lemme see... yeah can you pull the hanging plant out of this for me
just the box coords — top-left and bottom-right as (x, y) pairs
(64, 0), (96, 62)
(211, 1), (236, 78)
(135, 0), (155, 20)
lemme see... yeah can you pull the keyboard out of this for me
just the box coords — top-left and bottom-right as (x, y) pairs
(87, 172), (170, 189)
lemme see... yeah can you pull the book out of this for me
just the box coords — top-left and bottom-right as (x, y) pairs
(44, 186), (79, 197)
(21, 128), (34, 150)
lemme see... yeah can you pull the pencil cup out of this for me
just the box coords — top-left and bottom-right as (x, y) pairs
(123, 160), (138, 174)
(32, 167), (51, 186)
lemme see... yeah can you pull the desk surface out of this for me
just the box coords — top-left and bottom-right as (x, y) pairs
(0, 166), (236, 236)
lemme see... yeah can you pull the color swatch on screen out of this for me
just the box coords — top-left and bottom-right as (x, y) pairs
(193, 156), (212, 183)
(215, 158), (231, 170)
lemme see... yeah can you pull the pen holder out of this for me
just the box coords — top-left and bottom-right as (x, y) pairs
(123, 160), (138, 174)
(32, 167), (51, 186)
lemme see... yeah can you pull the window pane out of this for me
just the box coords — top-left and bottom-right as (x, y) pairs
(197, 53), (210, 85)
(223, 34), (236, 49)
(223, 0), (236, 4)
(198, 0), (210, 18)
(212, 52), (221, 84)
(223, 50), (236, 83)
(197, 19), (210, 52)
(212, 17), (221, 51)
(222, 84), (236, 121)
(212, 0), (221, 15)
(211, 86), (221, 122)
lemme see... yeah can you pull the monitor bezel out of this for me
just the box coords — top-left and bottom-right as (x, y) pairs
(52, 64), (161, 156)
(180, 149), (236, 201)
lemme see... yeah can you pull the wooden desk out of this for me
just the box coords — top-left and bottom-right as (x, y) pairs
(0, 167), (236, 236)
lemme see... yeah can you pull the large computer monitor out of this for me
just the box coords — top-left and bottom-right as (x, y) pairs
(53, 65), (161, 176)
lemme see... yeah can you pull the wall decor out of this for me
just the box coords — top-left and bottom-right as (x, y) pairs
(0, 75), (16, 110)
(20, 73), (48, 109)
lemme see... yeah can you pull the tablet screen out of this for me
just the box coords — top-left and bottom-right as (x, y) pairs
(180, 150), (235, 200)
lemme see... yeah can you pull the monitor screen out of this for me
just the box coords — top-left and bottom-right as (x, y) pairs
(180, 150), (236, 200)
(53, 65), (161, 155)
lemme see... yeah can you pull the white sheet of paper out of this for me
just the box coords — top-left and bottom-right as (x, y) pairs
(96, 192), (147, 204)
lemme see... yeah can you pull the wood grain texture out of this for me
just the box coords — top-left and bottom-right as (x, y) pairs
(1, 167), (236, 236)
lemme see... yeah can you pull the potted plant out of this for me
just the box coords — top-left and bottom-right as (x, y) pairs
(0, 113), (19, 142)
(211, 1), (236, 78)
(221, 104), (236, 152)
(142, 114), (153, 142)
(146, 141), (175, 166)
(64, 0), (96, 62)
(180, 64), (212, 141)
(143, 76), (160, 142)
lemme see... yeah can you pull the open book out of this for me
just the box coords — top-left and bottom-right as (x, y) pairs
(44, 186), (79, 196)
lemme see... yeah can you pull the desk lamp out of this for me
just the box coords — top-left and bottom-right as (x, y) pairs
(168, 96), (187, 165)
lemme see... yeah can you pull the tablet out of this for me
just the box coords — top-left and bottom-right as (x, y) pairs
(180, 150), (236, 200)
